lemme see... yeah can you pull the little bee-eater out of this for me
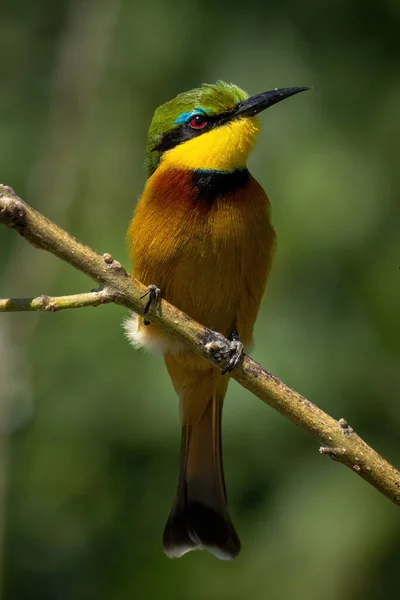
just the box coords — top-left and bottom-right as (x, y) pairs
(125, 81), (308, 560)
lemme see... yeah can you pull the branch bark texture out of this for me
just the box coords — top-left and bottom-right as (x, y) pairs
(1, 184), (399, 506)
(0, 290), (114, 312)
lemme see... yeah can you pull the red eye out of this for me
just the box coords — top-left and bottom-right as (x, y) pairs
(189, 114), (207, 129)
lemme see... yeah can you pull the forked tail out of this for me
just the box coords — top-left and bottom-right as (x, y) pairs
(163, 396), (240, 560)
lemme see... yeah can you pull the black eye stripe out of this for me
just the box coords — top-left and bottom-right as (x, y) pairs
(152, 110), (238, 153)
(153, 120), (210, 152)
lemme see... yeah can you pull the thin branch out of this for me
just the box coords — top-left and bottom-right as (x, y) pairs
(1, 184), (399, 506)
(0, 289), (116, 312)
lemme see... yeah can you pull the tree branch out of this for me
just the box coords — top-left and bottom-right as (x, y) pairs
(0, 289), (115, 312)
(1, 184), (399, 506)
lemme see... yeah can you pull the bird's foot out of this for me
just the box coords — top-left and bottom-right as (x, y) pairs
(206, 329), (244, 375)
(140, 284), (161, 326)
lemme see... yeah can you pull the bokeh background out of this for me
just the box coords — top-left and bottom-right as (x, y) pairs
(1, 0), (399, 598)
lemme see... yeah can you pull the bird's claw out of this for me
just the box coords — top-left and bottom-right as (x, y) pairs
(221, 340), (244, 374)
(206, 334), (244, 375)
(140, 284), (161, 325)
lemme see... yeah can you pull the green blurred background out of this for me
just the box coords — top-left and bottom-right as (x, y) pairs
(1, 0), (399, 598)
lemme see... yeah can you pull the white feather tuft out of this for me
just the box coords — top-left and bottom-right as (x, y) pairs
(122, 313), (183, 355)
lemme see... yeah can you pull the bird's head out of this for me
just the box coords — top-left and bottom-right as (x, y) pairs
(146, 81), (308, 176)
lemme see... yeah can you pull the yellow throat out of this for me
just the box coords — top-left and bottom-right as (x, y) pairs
(161, 116), (260, 172)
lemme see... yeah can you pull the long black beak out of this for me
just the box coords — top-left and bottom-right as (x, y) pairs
(232, 87), (310, 118)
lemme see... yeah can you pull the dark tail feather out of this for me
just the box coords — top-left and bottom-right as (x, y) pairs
(163, 396), (240, 560)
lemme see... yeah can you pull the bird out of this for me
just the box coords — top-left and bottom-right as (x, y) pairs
(124, 81), (308, 560)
